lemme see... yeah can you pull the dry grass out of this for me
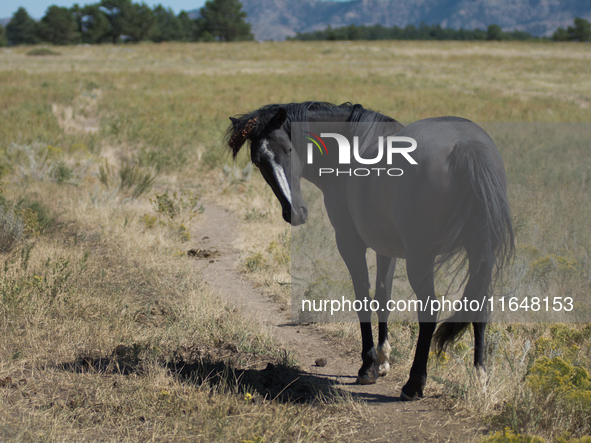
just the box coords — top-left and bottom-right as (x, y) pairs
(1, 40), (591, 441)
(0, 169), (358, 441)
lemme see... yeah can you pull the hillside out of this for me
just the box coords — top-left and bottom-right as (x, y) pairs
(198, 0), (591, 41)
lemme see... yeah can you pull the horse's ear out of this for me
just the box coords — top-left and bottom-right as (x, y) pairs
(229, 116), (239, 127)
(268, 108), (287, 128)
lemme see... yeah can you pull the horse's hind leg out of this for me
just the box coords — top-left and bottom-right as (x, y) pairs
(401, 252), (437, 401)
(466, 245), (494, 384)
(473, 321), (487, 385)
(461, 239), (492, 349)
(375, 254), (397, 377)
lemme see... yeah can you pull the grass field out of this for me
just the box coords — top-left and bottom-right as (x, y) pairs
(1, 40), (591, 442)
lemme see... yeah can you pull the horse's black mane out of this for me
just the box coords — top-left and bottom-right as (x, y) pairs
(226, 101), (399, 158)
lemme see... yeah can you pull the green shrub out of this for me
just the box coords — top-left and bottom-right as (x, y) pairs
(481, 428), (545, 442)
(26, 48), (61, 56)
(557, 437), (591, 443)
(245, 252), (265, 273)
(140, 214), (157, 229)
(526, 357), (591, 436)
(151, 191), (203, 220)
(51, 160), (74, 184)
(528, 356), (591, 403)
(0, 189), (54, 251)
(18, 199), (55, 236)
(529, 254), (580, 281)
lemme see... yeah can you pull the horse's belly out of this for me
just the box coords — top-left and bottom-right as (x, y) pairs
(364, 231), (406, 258)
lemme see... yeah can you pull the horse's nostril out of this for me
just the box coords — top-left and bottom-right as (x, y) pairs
(301, 206), (308, 217)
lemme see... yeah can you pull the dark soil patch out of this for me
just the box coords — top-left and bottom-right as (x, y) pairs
(187, 248), (221, 260)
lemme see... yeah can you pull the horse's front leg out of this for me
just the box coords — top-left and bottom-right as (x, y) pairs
(375, 254), (397, 377)
(335, 234), (377, 384)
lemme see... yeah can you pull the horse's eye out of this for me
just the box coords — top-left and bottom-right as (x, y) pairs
(253, 161), (260, 168)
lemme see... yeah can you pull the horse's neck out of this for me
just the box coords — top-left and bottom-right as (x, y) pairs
(292, 110), (351, 192)
(306, 109), (352, 124)
(300, 147), (347, 195)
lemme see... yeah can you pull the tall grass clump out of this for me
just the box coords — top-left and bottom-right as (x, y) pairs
(98, 159), (158, 199)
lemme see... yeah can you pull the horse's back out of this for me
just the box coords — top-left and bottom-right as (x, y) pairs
(347, 117), (504, 257)
(400, 117), (498, 161)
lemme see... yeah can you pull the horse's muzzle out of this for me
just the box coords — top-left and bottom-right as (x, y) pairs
(284, 205), (308, 226)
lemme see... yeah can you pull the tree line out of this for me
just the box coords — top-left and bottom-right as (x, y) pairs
(288, 18), (591, 42)
(1, 2), (589, 47)
(0, 0), (253, 46)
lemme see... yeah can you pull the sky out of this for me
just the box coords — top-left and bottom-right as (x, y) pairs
(0, 0), (207, 19)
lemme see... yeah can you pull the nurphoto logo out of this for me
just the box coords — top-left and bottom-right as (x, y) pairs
(303, 131), (418, 176)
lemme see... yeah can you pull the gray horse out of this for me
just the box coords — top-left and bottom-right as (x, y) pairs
(227, 102), (514, 400)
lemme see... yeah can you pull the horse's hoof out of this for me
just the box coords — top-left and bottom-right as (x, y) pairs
(399, 390), (420, 401)
(357, 365), (378, 385)
(356, 374), (377, 385)
(400, 384), (423, 401)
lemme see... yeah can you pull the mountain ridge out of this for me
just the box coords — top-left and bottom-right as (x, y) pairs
(221, 0), (591, 41)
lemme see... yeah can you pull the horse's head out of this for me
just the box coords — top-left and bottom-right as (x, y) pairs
(228, 108), (308, 226)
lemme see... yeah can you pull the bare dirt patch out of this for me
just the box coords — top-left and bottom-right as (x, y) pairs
(190, 201), (485, 442)
(52, 89), (101, 134)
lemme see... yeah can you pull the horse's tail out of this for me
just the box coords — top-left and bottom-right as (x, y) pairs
(433, 139), (514, 352)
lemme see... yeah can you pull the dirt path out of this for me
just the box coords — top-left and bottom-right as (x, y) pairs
(192, 202), (484, 442)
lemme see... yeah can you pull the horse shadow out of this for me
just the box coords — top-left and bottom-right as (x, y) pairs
(55, 349), (405, 404)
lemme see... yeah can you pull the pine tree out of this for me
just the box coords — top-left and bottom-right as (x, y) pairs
(195, 0), (253, 42)
(6, 7), (39, 45)
(0, 24), (7, 47)
(552, 27), (570, 41)
(553, 17), (591, 42)
(100, 0), (134, 43)
(37, 6), (79, 45)
(151, 7), (194, 42)
(74, 4), (111, 44)
(568, 17), (591, 42)
(125, 2), (156, 42)
(486, 24), (504, 41)
(177, 11), (195, 41)
(152, 5), (179, 42)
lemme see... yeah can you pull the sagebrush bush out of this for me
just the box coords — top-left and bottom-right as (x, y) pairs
(0, 204), (24, 253)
